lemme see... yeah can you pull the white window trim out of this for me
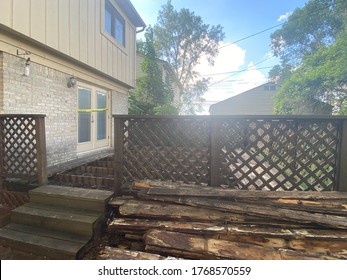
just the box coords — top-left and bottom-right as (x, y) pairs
(77, 82), (111, 153)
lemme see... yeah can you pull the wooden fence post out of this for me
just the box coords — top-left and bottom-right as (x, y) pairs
(210, 118), (221, 187)
(337, 119), (347, 192)
(114, 117), (123, 196)
(35, 116), (47, 185)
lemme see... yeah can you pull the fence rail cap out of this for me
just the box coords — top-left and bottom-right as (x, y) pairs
(0, 114), (46, 118)
(113, 114), (347, 121)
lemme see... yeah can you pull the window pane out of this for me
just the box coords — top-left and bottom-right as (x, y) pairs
(115, 18), (124, 45)
(105, 8), (112, 35)
(105, 0), (125, 46)
(97, 92), (107, 140)
(78, 88), (91, 143)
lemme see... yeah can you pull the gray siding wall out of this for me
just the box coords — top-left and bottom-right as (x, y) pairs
(210, 85), (277, 115)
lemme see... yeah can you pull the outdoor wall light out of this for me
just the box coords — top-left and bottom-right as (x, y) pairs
(23, 57), (30, 77)
(67, 76), (77, 88)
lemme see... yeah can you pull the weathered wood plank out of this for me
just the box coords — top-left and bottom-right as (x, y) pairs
(141, 196), (347, 229)
(97, 246), (175, 260)
(226, 225), (347, 241)
(118, 199), (274, 224)
(144, 230), (337, 260)
(288, 239), (347, 254)
(145, 245), (216, 260)
(130, 180), (347, 200)
(137, 192), (347, 217)
(109, 218), (228, 235)
(110, 181), (347, 260)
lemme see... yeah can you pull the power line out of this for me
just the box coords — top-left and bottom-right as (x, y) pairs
(202, 0), (344, 85)
(218, 0), (345, 51)
(209, 55), (275, 86)
(219, 23), (284, 50)
(210, 81), (268, 88)
(203, 66), (274, 77)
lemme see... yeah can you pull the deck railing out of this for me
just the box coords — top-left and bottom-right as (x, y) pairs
(113, 115), (347, 194)
(0, 114), (47, 189)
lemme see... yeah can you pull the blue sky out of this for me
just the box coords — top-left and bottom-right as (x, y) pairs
(130, 0), (309, 113)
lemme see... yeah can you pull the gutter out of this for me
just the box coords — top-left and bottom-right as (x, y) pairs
(136, 26), (146, 33)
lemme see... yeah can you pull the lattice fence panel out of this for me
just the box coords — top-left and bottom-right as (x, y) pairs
(121, 117), (211, 184)
(1, 116), (39, 179)
(0, 190), (30, 209)
(115, 116), (342, 191)
(218, 119), (339, 191)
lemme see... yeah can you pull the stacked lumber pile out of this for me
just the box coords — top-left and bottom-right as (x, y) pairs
(106, 180), (347, 260)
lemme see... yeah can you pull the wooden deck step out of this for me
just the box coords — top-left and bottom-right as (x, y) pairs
(76, 166), (114, 176)
(89, 159), (114, 168)
(11, 202), (102, 238)
(0, 185), (112, 259)
(57, 174), (114, 188)
(0, 223), (89, 259)
(0, 207), (10, 228)
(29, 185), (113, 213)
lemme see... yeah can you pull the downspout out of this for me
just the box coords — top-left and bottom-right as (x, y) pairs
(136, 26), (146, 33)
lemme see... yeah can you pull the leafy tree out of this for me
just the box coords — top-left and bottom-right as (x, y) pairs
(270, 0), (346, 82)
(153, 0), (225, 114)
(274, 26), (347, 114)
(129, 27), (178, 115)
(270, 0), (347, 114)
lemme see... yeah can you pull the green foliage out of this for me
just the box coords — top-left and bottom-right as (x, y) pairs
(270, 0), (345, 71)
(274, 26), (347, 114)
(129, 27), (179, 115)
(153, 0), (225, 114)
(270, 0), (347, 114)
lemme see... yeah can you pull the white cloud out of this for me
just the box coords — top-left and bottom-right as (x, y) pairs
(203, 62), (267, 103)
(231, 62), (267, 94)
(195, 42), (246, 101)
(277, 12), (292, 22)
(194, 43), (267, 115)
(196, 43), (246, 77)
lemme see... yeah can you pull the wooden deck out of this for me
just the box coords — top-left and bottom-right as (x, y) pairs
(0, 185), (113, 259)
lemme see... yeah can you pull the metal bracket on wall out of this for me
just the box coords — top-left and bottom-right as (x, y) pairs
(16, 49), (31, 56)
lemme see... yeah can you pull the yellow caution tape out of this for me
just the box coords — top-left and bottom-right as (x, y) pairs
(76, 108), (109, 113)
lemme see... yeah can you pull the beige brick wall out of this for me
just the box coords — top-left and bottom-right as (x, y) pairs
(112, 90), (128, 115)
(0, 52), (3, 109)
(1, 52), (77, 167)
(0, 52), (130, 169)
(110, 90), (128, 147)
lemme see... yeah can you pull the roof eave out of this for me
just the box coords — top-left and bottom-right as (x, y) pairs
(116, 0), (146, 29)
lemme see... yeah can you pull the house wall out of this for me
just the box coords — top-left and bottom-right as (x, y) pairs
(210, 84), (278, 115)
(0, 0), (140, 171)
(0, 51), (128, 169)
(0, 53), (3, 109)
(0, 0), (137, 88)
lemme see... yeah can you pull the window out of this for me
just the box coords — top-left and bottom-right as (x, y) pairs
(105, 0), (125, 46)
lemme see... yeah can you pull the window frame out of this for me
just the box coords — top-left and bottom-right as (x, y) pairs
(104, 0), (126, 47)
